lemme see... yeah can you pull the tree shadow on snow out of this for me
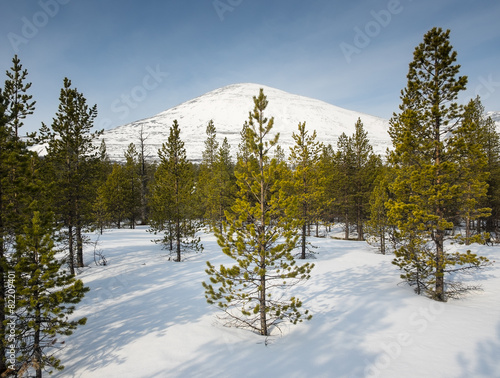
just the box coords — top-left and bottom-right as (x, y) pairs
(456, 321), (500, 377)
(173, 258), (404, 378)
(54, 239), (214, 376)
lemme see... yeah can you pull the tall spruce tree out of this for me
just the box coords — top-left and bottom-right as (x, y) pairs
(149, 120), (201, 261)
(387, 28), (490, 301)
(13, 210), (88, 377)
(39, 78), (102, 274)
(203, 89), (313, 336)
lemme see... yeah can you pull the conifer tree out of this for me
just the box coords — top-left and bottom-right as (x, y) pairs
(203, 89), (313, 336)
(0, 56), (36, 375)
(452, 98), (491, 244)
(39, 78), (102, 274)
(123, 143), (142, 228)
(149, 120), (201, 261)
(458, 97), (500, 237)
(366, 168), (394, 254)
(3, 55), (36, 138)
(91, 140), (112, 234)
(93, 186), (109, 235)
(317, 144), (337, 230)
(137, 126), (152, 224)
(96, 163), (130, 228)
(334, 132), (356, 239)
(13, 210), (88, 377)
(350, 118), (380, 240)
(287, 122), (323, 258)
(197, 122), (237, 232)
(481, 114), (500, 235)
(387, 28), (490, 301)
(198, 121), (220, 228)
(211, 137), (237, 232)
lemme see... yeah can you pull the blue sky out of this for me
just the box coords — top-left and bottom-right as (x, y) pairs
(1, 0), (499, 134)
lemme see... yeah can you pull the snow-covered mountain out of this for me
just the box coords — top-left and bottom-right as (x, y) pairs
(487, 111), (500, 126)
(99, 83), (392, 162)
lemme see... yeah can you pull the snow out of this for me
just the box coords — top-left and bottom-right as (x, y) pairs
(53, 227), (500, 378)
(99, 83), (392, 162)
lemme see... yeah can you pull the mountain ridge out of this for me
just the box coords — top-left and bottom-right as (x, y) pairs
(99, 83), (392, 162)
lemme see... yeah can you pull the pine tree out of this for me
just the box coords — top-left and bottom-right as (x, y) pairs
(39, 78), (102, 274)
(3, 55), (36, 138)
(97, 163), (129, 228)
(91, 140), (112, 234)
(211, 137), (237, 232)
(350, 118), (380, 240)
(203, 89), (313, 336)
(452, 98), (491, 244)
(13, 210), (88, 377)
(317, 144), (337, 231)
(387, 28), (490, 301)
(459, 97), (500, 238)
(366, 169), (389, 254)
(123, 143), (142, 228)
(137, 126), (152, 224)
(198, 123), (237, 232)
(482, 114), (500, 236)
(198, 120), (220, 228)
(0, 56), (36, 375)
(287, 122), (323, 258)
(149, 120), (202, 261)
(334, 132), (356, 239)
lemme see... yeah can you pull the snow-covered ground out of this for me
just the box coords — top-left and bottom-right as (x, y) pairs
(54, 227), (500, 378)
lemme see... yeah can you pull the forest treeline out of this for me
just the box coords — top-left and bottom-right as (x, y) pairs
(0, 27), (498, 374)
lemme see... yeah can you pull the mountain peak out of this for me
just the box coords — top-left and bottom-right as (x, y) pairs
(100, 83), (391, 161)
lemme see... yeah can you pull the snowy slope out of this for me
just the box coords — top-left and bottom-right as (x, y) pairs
(53, 227), (500, 378)
(99, 83), (391, 161)
(487, 111), (500, 126)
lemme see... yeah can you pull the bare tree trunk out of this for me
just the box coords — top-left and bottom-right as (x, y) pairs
(435, 229), (445, 301)
(344, 214), (350, 240)
(68, 223), (75, 275)
(76, 217), (84, 268)
(357, 205), (364, 241)
(258, 135), (267, 336)
(300, 223), (306, 259)
(34, 301), (42, 378)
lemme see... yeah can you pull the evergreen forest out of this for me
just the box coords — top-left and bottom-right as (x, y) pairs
(0, 27), (498, 376)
